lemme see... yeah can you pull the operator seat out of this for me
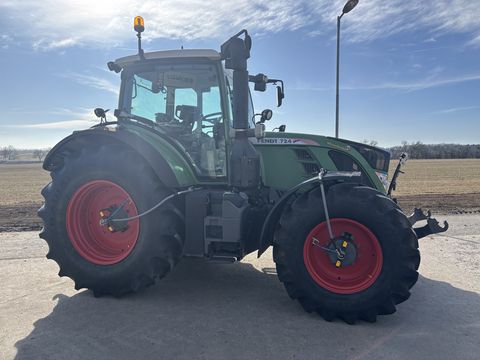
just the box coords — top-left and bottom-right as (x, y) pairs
(175, 105), (197, 128)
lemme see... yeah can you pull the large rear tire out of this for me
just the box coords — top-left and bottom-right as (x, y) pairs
(273, 183), (420, 323)
(38, 145), (184, 297)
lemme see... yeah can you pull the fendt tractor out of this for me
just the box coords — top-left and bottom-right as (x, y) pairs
(38, 17), (448, 323)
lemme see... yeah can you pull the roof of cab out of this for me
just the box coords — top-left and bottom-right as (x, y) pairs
(115, 49), (221, 67)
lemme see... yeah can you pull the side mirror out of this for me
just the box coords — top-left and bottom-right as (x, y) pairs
(277, 86), (284, 107)
(279, 125), (286, 132)
(260, 109), (273, 122)
(94, 108), (109, 119)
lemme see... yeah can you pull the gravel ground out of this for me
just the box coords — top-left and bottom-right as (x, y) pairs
(0, 214), (479, 360)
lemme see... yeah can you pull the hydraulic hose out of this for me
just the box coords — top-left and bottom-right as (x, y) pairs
(100, 187), (200, 225)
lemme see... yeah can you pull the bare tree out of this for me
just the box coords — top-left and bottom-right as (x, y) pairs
(363, 139), (379, 147)
(389, 142), (480, 159)
(33, 149), (49, 162)
(1, 146), (16, 160)
(8, 146), (17, 160)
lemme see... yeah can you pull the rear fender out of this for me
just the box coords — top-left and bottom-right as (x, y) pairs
(43, 127), (180, 188)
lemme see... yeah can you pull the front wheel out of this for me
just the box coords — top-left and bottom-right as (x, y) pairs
(273, 183), (420, 323)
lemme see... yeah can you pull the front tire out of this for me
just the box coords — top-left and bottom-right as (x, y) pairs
(38, 145), (184, 297)
(273, 183), (420, 323)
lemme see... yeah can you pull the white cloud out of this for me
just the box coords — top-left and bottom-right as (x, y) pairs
(0, 0), (322, 49)
(321, 0), (480, 43)
(291, 73), (480, 92)
(0, 34), (13, 49)
(16, 119), (97, 129)
(33, 38), (78, 51)
(1, 108), (98, 130)
(1, 1), (479, 50)
(435, 106), (480, 114)
(0, 108), (99, 131)
(467, 33), (480, 47)
(63, 73), (119, 95)
(344, 73), (480, 91)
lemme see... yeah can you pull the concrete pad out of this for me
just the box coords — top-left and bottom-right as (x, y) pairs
(0, 215), (479, 360)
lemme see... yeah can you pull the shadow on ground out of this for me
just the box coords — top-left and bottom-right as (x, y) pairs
(14, 259), (480, 360)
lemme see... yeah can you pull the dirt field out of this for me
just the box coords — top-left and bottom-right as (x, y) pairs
(0, 163), (49, 232)
(389, 159), (480, 215)
(0, 159), (479, 231)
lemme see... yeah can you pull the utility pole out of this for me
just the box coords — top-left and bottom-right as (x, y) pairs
(335, 0), (359, 138)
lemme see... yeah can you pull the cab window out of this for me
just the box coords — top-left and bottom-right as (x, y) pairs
(123, 64), (227, 179)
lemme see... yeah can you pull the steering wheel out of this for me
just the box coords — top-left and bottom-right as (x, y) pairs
(201, 112), (223, 127)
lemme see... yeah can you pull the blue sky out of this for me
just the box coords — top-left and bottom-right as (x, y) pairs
(0, 0), (479, 149)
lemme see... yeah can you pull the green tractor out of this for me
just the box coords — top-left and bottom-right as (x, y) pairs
(38, 18), (448, 323)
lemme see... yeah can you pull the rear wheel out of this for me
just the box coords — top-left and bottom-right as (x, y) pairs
(38, 145), (184, 296)
(273, 183), (420, 323)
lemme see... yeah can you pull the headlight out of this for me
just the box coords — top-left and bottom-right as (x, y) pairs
(375, 171), (389, 191)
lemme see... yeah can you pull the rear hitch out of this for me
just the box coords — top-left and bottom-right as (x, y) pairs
(408, 208), (431, 226)
(410, 208), (449, 239)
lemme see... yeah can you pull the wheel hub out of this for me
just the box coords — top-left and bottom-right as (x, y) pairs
(326, 234), (357, 267)
(99, 204), (130, 233)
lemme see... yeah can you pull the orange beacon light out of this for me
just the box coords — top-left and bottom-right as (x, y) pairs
(134, 16), (145, 33)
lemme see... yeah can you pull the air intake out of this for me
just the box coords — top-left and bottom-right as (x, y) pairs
(294, 149), (313, 160)
(302, 162), (320, 175)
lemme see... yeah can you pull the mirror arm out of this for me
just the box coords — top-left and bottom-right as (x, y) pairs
(268, 79), (284, 91)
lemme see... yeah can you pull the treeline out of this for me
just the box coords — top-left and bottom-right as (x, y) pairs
(0, 146), (50, 162)
(388, 142), (480, 159)
(2, 143), (479, 162)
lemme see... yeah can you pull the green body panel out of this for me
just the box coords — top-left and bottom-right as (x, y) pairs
(253, 132), (385, 192)
(122, 123), (198, 187)
(121, 123), (384, 192)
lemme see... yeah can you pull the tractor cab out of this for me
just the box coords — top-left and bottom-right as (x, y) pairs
(109, 26), (281, 186)
(113, 49), (232, 179)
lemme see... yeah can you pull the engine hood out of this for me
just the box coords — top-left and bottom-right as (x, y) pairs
(249, 131), (390, 192)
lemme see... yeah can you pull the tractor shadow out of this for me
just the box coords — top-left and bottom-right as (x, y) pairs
(15, 259), (480, 360)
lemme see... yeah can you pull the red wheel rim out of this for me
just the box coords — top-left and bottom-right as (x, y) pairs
(66, 180), (140, 265)
(303, 218), (383, 294)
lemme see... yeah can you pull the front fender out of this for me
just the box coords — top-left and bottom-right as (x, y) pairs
(257, 171), (363, 257)
(43, 126), (189, 189)
(257, 177), (319, 257)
